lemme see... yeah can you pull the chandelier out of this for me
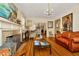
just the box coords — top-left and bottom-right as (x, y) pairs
(44, 3), (53, 16)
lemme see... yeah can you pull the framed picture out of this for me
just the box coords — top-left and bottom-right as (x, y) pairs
(62, 13), (73, 31)
(27, 20), (32, 27)
(55, 19), (61, 34)
(0, 4), (12, 19)
(55, 19), (60, 28)
(48, 21), (53, 28)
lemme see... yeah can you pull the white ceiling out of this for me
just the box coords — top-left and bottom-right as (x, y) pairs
(15, 3), (79, 19)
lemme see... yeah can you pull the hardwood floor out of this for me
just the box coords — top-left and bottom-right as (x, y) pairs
(15, 38), (79, 56)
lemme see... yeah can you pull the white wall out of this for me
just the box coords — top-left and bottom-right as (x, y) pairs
(52, 5), (79, 32)
(26, 5), (79, 37)
(73, 6), (79, 31)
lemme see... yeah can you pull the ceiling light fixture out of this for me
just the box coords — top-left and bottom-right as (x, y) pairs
(44, 3), (53, 16)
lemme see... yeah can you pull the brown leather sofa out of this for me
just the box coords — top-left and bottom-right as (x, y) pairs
(56, 31), (79, 52)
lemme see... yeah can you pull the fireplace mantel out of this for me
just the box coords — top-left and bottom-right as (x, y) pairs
(0, 17), (22, 46)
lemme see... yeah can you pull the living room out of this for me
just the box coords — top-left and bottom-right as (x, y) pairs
(14, 3), (79, 56)
(1, 3), (79, 56)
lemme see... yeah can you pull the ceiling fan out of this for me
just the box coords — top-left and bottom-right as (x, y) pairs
(44, 3), (53, 16)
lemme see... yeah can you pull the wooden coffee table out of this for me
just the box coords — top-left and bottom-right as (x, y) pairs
(33, 40), (51, 56)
